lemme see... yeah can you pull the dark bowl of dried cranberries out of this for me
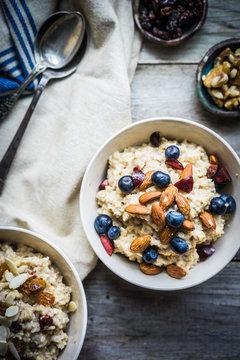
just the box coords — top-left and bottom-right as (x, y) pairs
(133, 0), (208, 46)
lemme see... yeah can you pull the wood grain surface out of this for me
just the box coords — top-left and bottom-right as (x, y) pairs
(80, 1), (240, 359)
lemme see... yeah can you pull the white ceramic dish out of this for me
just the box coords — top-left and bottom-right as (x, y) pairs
(0, 226), (87, 359)
(80, 117), (240, 291)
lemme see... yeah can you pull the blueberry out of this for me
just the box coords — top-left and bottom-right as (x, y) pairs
(166, 211), (184, 228)
(118, 176), (135, 194)
(209, 197), (227, 215)
(220, 194), (236, 214)
(142, 246), (158, 264)
(107, 226), (121, 240)
(94, 215), (112, 234)
(165, 145), (180, 160)
(151, 171), (170, 188)
(170, 237), (189, 255)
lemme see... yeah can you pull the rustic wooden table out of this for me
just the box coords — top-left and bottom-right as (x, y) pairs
(80, 1), (240, 359)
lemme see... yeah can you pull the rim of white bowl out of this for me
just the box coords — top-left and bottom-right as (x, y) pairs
(80, 116), (240, 291)
(0, 225), (87, 358)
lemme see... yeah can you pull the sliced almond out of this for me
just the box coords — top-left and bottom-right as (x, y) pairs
(5, 258), (18, 276)
(138, 171), (155, 191)
(0, 339), (8, 356)
(181, 220), (195, 231)
(9, 273), (28, 290)
(209, 155), (218, 165)
(139, 191), (162, 204)
(0, 283), (8, 291)
(9, 342), (21, 360)
(0, 326), (8, 340)
(5, 293), (15, 306)
(68, 301), (78, 312)
(160, 226), (177, 245)
(175, 193), (191, 215)
(4, 271), (14, 282)
(8, 313), (19, 322)
(166, 264), (187, 279)
(125, 204), (151, 215)
(130, 235), (151, 253)
(0, 316), (12, 327)
(140, 263), (162, 275)
(151, 204), (166, 229)
(200, 212), (216, 230)
(5, 306), (19, 319)
(159, 185), (178, 210)
(180, 163), (193, 179)
(17, 265), (28, 274)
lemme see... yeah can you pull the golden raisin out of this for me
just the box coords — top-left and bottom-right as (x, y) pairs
(0, 262), (9, 278)
(28, 278), (46, 292)
(18, 279), (31, 297)
(0, 301), (8, 316)
(13, 339), (26, 356)
(36, 291), (55, 306)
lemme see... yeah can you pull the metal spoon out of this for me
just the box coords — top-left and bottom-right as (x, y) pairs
(0, 11), (85, 121)
(0, 14), (87, 195)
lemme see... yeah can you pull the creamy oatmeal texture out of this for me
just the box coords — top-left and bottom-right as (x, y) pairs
(96, 138), (227, 273)
(0, 243), (74, 360)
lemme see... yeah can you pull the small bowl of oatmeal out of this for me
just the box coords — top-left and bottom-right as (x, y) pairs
(0, 226), (87, 359)
(80, 117), (240, 291)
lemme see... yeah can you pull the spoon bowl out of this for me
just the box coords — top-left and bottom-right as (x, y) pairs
(37, 12), (85, 69)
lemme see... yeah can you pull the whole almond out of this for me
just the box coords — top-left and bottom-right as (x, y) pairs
(159, 185), (178, 210)
(209, 155), (218, 165)
(166, 264), (187, 279)
(175, 193), (191, 215)
(125, 204), (151, 215)
(181, 219), (195, 231)
(160, 226), (177, 245)
(151, 204), (166, 229)
(130, 235), (151, 253)
(139, 191), (162, 204)
(200, 212), (216, 230)
(139, 171), (155, 191)
(180, 163), (193, 179)
(140, 263), (162, 275)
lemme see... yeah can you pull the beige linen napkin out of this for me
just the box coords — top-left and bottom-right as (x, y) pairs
(0, 0), (142, 279)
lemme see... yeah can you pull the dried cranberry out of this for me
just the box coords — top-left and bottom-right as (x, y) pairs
(160, 6), (173, 17)
(99, 179), (109, 190)
(140, 19), (152, 30)
(165, 159), (184, 170)
(132, 167), (145, 187)
(213, 167), (231, 184)
(197, 244), (215, 261)
(207, 164), (218, 178)
(100, 235), (113, 256)
(39, 315), (53, 329)
(174, 176), (193, 193)
(150, 131), (161, 147)
(10, 322), (22, 333)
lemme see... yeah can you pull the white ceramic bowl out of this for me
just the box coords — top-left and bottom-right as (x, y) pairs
(0, 226), (87, 359)
(80, 117), (240, 291)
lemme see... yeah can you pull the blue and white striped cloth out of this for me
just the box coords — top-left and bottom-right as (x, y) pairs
(0, 0), (57, 97)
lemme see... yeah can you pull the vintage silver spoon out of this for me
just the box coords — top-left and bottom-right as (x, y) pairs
(0, 11), (85, 121)
(0, 13), (87, 195)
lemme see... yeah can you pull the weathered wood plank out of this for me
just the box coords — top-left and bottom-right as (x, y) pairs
(139, 0), (240, 64)
(79, 262), (240, 360)
(131, 64), (240, 156)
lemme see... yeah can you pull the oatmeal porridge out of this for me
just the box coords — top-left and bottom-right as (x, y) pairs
(95, 132), (235, 279)
(0, 243), (77, 359)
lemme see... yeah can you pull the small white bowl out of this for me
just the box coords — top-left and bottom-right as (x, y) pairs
(80, 117), (240, 291)
(0, 226), (87, 359)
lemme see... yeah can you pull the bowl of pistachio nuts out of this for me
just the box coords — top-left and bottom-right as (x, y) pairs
(80, 117), (240, 291)
(0, 226), (87, 359)
(197, 38), (240, 118)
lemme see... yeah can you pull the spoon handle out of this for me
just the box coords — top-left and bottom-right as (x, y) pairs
(0, 74), (49, 195)
(0, 64), (46, 122)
